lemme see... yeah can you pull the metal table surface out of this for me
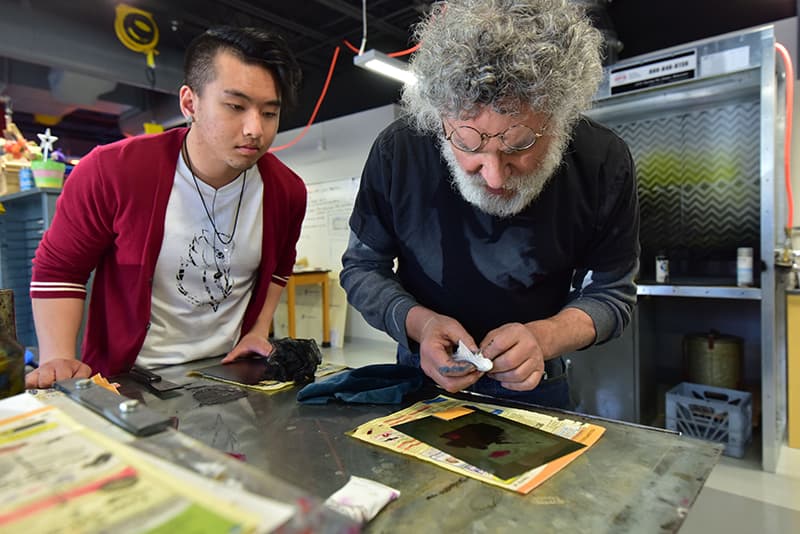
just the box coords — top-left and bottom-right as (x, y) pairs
(106, 358), (721, 533)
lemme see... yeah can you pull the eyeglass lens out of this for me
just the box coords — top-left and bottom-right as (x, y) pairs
(451, 124), (539, 152)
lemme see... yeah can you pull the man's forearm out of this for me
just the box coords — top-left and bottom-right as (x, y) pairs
(525, 307), (596, 360)
(31, 298), (85, 363)
(340, 232), (418, 344)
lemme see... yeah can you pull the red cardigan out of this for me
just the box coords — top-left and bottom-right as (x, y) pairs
(31, 128), (307, 377)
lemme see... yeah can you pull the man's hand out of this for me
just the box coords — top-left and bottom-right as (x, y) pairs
(222, 333), (273, 363)
(416, 313), (484, 393)
(479, 323), (547, 391)
(25, 357), (92, 389)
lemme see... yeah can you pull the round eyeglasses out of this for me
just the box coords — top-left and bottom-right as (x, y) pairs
(443, 121), (546, 153)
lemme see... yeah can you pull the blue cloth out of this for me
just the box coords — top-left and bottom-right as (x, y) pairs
(297, 364), (426, 404)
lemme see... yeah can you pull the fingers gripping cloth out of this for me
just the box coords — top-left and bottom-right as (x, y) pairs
(452, 340), (493, 372)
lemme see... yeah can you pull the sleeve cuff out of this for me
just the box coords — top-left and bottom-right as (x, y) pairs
(271, 274), (290, 287)
(564, 298), (619, 345)
(30, 281), (88, 299)
(384, 295), (417, 349)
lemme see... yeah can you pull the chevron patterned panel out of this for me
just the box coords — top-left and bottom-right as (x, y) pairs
(609, 102), (760, 274)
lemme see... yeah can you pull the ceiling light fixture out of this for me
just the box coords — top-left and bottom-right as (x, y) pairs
(353, 49), (417, 85)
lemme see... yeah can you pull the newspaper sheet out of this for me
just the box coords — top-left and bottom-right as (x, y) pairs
(349, 395), (605, 494)
(0, 396), (294, 533)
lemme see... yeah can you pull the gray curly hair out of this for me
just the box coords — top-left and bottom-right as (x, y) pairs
(401, 0), (603, 134)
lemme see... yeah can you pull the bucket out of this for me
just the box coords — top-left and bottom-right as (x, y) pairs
(684, 331), (743, 389)
(30, 159), (65, 188)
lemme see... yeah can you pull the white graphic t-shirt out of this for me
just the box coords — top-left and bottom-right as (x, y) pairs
(137, 155), (264, 367)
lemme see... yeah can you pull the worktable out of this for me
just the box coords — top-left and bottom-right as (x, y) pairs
(33, 357), (722, 532)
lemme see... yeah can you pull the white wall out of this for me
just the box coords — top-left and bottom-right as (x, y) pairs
(272, 104), (399, 344)
(273, 105), (396, 186)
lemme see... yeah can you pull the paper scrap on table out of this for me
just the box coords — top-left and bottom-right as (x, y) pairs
(324, 475), (400, 524)
(90, 373), (121, 394)
(433, 405), (475, 421)
(453, 340), (493, 372)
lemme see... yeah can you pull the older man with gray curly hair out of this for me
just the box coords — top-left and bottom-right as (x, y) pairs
(341, 0), (640, 408)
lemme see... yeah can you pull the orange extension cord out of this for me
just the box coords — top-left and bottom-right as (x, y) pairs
(270, 46), (341, 152)
(270, 39), (419, 153)
(342, 39), (420, 57)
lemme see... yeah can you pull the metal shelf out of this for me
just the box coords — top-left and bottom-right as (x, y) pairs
(0, 187), (62, 202)
(637, 284), (761, 300)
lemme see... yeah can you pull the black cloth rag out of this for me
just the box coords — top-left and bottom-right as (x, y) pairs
(263, 337), (322, 385)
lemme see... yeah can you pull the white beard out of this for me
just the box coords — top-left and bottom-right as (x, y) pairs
(439, 131), (568, 218)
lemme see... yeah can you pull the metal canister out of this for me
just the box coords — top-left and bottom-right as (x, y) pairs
(0, 333), (24, 399)
(684, 331), (743, 389)
(0, 290), (24, 399)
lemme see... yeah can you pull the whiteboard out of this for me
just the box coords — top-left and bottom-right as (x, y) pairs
(274, 176), (360, 348)
(295, 177), (360, 270)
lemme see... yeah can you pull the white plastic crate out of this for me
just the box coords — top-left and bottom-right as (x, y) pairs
(665, 382), (752, 458)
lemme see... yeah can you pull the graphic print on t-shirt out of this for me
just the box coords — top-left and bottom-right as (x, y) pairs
(176, 228), (234, 311)
(136, 156), (263, 367)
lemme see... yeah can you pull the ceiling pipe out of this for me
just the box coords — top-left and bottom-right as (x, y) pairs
(117, 94), (183, 137)
(48, 69), (118, 108)
(312, 0), (409, 40)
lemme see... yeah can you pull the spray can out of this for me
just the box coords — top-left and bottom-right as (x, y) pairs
(655, 253), (669, 284)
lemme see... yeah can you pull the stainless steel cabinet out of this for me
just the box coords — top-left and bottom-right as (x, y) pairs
(573, 26), (786, 471)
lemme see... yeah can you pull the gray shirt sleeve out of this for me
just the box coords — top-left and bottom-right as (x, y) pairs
(341, 229), (638, 348)
(564, 258), (639, 344)
(340, 232), (418, 348)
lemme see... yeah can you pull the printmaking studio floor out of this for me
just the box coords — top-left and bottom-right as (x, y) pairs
(323, 338), (800, 533)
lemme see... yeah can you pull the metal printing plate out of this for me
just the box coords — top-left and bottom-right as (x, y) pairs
(55, 377), (172, 436)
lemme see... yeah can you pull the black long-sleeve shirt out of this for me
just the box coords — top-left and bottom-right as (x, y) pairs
(341, 116), (640, 352)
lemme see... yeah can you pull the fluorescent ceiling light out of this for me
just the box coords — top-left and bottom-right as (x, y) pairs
(353, 49), (417, 85)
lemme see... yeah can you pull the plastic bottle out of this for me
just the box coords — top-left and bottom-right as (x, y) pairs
(737, 247), (753, 287)
(18, 167), (34, 191)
